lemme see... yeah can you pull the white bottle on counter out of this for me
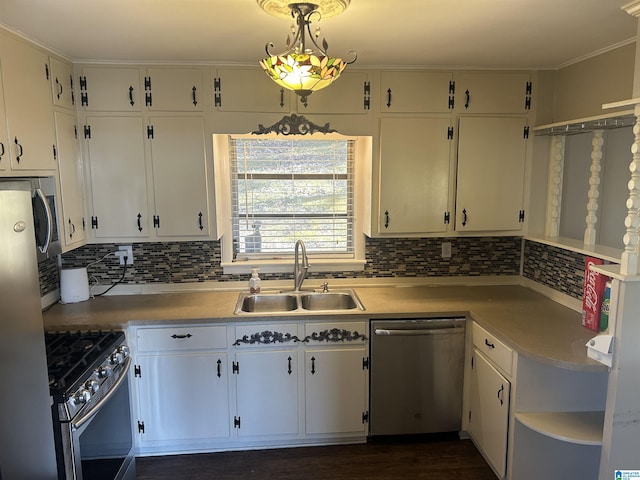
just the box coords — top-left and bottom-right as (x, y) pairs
(249, 268), (261, 293)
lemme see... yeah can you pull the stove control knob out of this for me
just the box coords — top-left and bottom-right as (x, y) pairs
(73, 388), (91, 405)
(97, 365), (113, 378)
(118, 345), (130, 358)
(84, 379), (100, 393)
(110, 352), (124, 365)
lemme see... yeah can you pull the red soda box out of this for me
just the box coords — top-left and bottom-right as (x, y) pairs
(582, 257), (605, 332)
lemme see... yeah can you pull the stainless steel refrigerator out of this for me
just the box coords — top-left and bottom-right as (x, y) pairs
(0, 180), (58, 479)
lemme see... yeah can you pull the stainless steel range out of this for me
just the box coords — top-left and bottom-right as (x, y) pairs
(46, 330), (135, 480)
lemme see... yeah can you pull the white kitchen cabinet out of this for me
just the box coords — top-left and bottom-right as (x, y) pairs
(453, 72), (532, 114)
(144, 67), (204, 111)
(147, 116), (210, 237)
(378, 116), (453, 234)
(213, 67), (291, 113)
(84, 114), (211, 241)
(0, 62), (8, 172)
(231, 323), (300, 438)
(304, 347), (368, 436)
(455, 116), (528, 232)
(0, 33), (57, 173)
(234, 349), (299, 437)
(50, 57), (75, 109)
(301, 71), (371, 114)
(379, 71), (453, 113)
(54, 111), (86, 250)
(303, 321), (369, 437)
(468, 349), (511, 478)
(133, 325), (230, 450)
(79, 66), (141, 111)
(84, 115), (149, 239)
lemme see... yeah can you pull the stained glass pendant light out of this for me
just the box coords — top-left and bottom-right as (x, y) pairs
(258, 0), (356, 106)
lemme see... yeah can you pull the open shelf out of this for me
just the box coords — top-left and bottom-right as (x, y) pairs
(514, 411), (604, 446)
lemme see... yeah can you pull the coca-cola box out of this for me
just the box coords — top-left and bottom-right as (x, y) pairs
(582, 257), (606, 332)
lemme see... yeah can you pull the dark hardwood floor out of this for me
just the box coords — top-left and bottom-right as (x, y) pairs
(136, 434), (497, 480)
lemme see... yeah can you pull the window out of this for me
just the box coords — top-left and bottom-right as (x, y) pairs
(214, 132), (372, 274)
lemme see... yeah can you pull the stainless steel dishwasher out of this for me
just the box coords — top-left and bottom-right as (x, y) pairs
(370, 318), (466, 436)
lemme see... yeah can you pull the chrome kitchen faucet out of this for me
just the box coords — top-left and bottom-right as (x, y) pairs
(293, 240), (310, 292)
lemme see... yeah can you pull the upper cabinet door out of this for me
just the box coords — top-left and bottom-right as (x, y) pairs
(302, 71), (371, 114)
(144, 67), (204, 111)
(50, 57), (75, 109)
(214, 67), (291, 112)
(380, 71), (453, 113)
(454, 72), (532, 114)
(378, 116), (453, 234)
(148, 116), (210, 237)
(54, 111), (86, 249)
(455, 116), (528, 232)
(84, 116), (149, 238)
(0, 34), (56, 172)
(79, 66), (141, 111)
(0, 62), (8, 172)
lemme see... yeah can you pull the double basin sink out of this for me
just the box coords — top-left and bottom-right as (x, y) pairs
(234, 289), (365, 315)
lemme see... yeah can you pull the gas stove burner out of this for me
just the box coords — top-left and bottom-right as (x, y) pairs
(45, 330), (126, 395)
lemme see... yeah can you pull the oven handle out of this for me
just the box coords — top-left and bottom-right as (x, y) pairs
(72, 356), (131, 430)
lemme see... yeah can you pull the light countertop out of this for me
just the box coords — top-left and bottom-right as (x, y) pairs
(43, 284), (604, 372)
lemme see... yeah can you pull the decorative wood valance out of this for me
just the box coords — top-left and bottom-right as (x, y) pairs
(252, 114), (336, 135)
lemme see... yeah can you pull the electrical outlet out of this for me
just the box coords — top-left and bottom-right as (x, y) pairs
(441, 242), (452, 259)
(115, 245), (133, 265)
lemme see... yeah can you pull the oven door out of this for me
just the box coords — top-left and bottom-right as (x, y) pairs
(63, 362), (135, 480)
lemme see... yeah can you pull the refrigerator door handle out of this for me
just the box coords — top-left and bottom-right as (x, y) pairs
(33, 188), (52, 255)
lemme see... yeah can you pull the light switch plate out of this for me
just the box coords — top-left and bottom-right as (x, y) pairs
(441, 242), (452, 259)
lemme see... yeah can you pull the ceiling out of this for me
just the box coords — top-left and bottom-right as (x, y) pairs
(0, 0), (637, 69)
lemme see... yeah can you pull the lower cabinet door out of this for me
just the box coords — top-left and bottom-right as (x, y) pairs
(136, 353), (230, 444)
(235, 349), (299, 437)
(305, 347), (368, 436)
(468, 349), (511, 477)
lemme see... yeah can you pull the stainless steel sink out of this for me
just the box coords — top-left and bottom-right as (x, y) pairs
(234, 289), (364, 314)
(300, 292), (359, 311)
(239, 293), (298, 313)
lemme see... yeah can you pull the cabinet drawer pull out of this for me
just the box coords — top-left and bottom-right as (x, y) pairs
(384, 210), (390, 229)
(497, 384), (504, 405)
(129, 86), (135, 106)
(465, 89), (470, 109)
(288, 356), (292, 375)
(192, 85), (198, 106)
(386, 88), (392, 108)
(216, 358), (222, 378)
(171, 334), (192, 339)
(484, 338), (495, 349)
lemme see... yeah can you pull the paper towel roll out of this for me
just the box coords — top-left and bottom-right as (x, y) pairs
(60, 267), (90, 303)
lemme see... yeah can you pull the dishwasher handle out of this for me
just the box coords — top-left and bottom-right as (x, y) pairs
(374, 326), (465, 336)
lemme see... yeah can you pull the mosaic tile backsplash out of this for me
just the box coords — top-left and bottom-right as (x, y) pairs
(49, 237), (523, 292)
(40, 237), (604, 301)
(521, 239), (618, 300)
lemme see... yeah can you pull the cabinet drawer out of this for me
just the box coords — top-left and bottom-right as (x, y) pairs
(304, 322), (368, 344)
(233, 323), (300, 347)
(472, 322), (513, 376)
(136, 325), (227, 352)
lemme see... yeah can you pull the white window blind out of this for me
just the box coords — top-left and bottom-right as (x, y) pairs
(229, 137), (355, 260)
